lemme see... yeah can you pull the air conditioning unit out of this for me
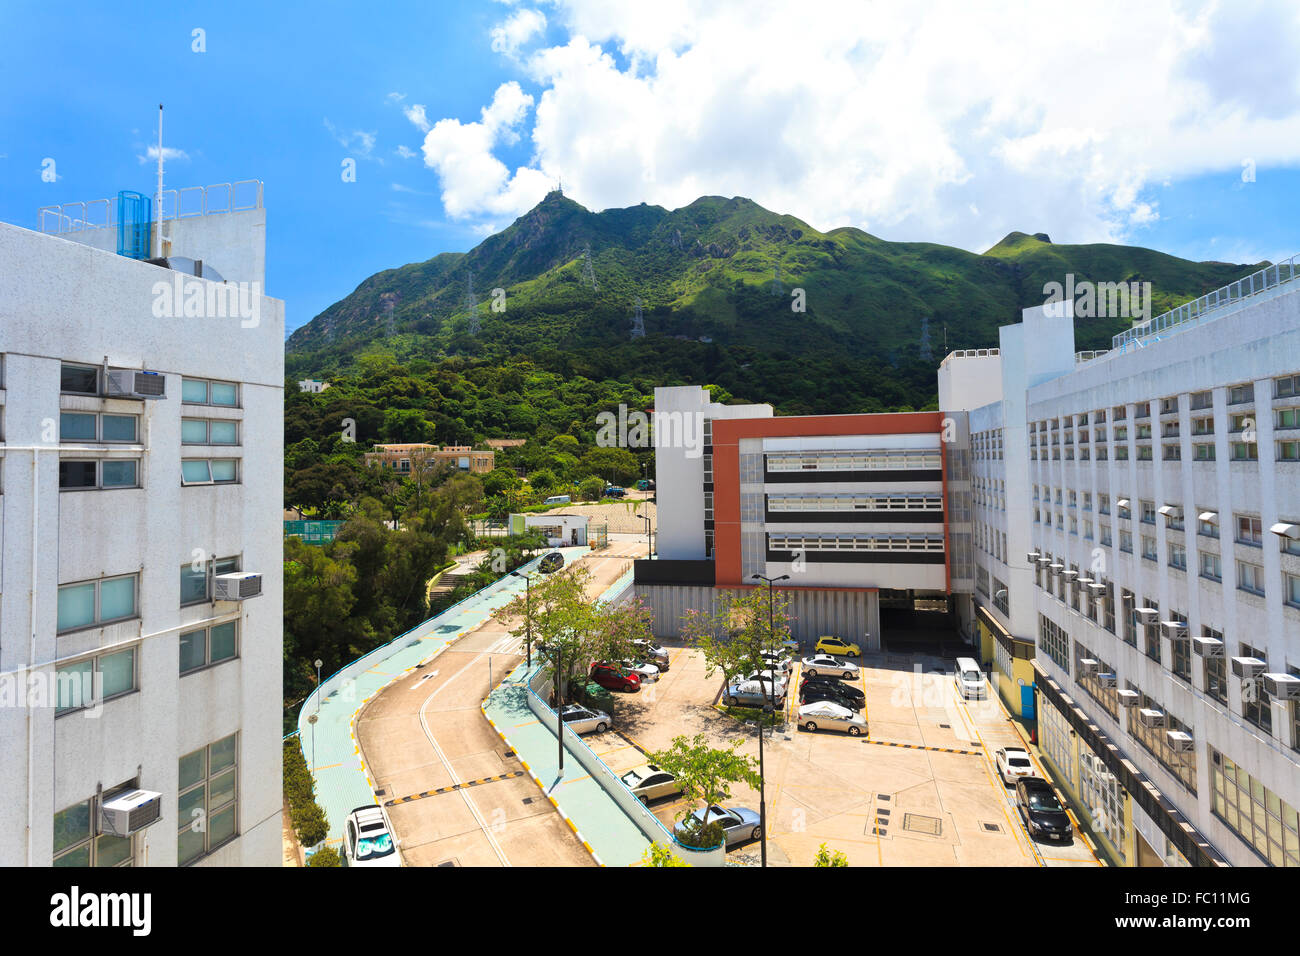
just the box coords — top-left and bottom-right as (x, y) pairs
(1077, 576), (1094, 585)
(1087, 582), (1107, 593)
(100, 789), (163, 837)
(1262, 673), (1300, 701)
(1198, 510), (1218, 525)
(1049, 563), (1064, 574)
(1192, 637), (1224, 658)
(1117, 689), (1141, 708)
(1138, 708), (1165, 728)
(1158, 504), (1183, 519)
(1270, 522), (1300, 540)
(1063, 570), (1079, 580)
(1097, 672), (1118, 688)
(105, 368), (166, 400)
(1027, 551), (1041, 563)
(1078, 658), (1099, 676)
(213, 571), (262, 601)
(1117, 498), (1130, 508)
(1161, 621), (1189, 638)
(1231, 656), (1267, 680)
(1166, 730), (1195, 753)
(1133, 607), (1158, 622)
(1036, 556), (1052, 566)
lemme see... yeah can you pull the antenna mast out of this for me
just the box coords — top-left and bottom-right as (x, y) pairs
(155, 104), (164, 258)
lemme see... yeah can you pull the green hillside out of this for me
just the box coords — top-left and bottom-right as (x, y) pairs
(285, 192), (1262, 414)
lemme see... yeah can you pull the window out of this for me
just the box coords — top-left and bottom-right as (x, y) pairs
(1236, 515), (1263, 546)
(1169, 542), (1187, 570)
(181, 459), (239, 485)
(1229, 383), (1255, 405)
(1037, 615), (1070, 673)
(1142, 535), (1158, 561)
(182, 418), (239, 445)
(1194, 443), (1216, 461)
(1279, 439), (1300, 462)
(1232, 441), (1259, 461)
(53, 788), (135, 867)
(1237, 561), (1265, 596)
(55, 647), (137, 715)
(1120, 530), (1133, 553)
(1190, 390), (1213, 410)
(181, 378), (239, 407)
(59, 459), (139, 490)
(1277, 374), (1300, 398)
(1278, 408), (1300, 430)
(56, 575), (138, 632)
(1099, 494), (1110, 515)
(1241, 644), (1272, 734)
(60, 412), (138, 443)
(1199, 551), (1222, 582)
(180, 621), (239, 674)
(60, 363), (99, 395)
(1140, 500), (1156, 524)
(1169, 615), (1191, 682)
(180, 556), (240, 607)
(1210, 748), (1298, 866)
(1130, 693), (1196, 793)
(1121, 590), (1137, 646)
(1203, 630), (1227, 703)
(178, 734), (239, 865)
(1198, 514), (1219, 538)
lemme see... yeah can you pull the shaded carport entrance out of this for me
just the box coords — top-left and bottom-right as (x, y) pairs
(879, 590), (967, 657)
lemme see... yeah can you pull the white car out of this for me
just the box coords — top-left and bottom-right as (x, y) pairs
(620, 764), (682, 803)
(798, 701), (867, 736)
(995, 747), (1035, 785)
(620, 659), (661, 682)
(633, 639), (671, 670)
(801, 654), (860, 679)
(760, 652), (794, 674)
(560, 703), (611, 734)
(342, 805), (401, 867)
(740, 670), (788, 693)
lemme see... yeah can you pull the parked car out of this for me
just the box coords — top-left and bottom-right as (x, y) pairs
(560, 704), (611, 734)
(620, 659), (661, 682)
(995, 747), (1035, 786)
(798, 701), (867, 736)
(543, 495), (571, 505)
(815, 635), (861, 657)
(799, 681), (864, 711)
(1016, 777), (1073, 843)
(953, 656), (988, 700)
(589, 663), (641, 692)
(801, 654), (860, 679)
(620, 764), (682, 803)
(799, 674), (865, 705)
(759, 651), (793, 674)
(342, 805), (401, 867)
(739, 669), (787, 692)
(538, 551), (564, 573)
(723, 680), (785, 708)
(674, 804), (763, 847)
(636, 479), (656, 491)
(604, 486), (627, 498)
(633, 638), (670, 670)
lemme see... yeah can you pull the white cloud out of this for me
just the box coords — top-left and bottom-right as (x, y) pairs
(386, 91), (407, 103)
(403, 103), (432, 132)
(324, 119), (380, 161)
(490, 7), (547, 57)
(137, 145), (190, 165)
(415, 0), (1300, 249)
(395, 144), (417, 159)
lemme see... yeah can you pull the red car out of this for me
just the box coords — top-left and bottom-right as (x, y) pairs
(589, 663), (641, 692)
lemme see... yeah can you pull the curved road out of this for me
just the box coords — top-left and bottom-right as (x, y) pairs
(355, 541), (644, 866)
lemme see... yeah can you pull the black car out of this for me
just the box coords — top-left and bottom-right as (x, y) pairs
(1015, 777), (1073, 843)
(799, 675), (865, 705)
(799, 682), (864, 711)
(538, 551), (564, 573)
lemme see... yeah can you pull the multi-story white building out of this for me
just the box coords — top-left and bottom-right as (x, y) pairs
(0, 183), (284, 866)
(941, 261), (1300, 867)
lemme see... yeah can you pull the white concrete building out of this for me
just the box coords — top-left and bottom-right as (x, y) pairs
(0, 183), (284, 867)
(941, 261), (1300, 867)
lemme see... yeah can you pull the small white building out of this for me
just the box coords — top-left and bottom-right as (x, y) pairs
(510, 512), (588, 547)
(297, 379), (330, 393)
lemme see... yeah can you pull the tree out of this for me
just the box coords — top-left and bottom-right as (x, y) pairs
(813, 843), (849, 867)
(576, 475), (605, 501)
(681, 588), (791, 697)
(646, 734), (761, 849)
(641, 843), (690, 867)
(528, 468), (558, 494)
(581, 446), (639, 485)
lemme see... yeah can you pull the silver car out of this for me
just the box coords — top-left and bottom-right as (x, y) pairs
(633, 639), (671, 670)
(673, 804), (763, 847)
(560, 703), (611, 734)
(801, 654), (860, 679)
(798, 701), (867, 736)
(723, 680), (785, 708)
(620, 764), (682, 803)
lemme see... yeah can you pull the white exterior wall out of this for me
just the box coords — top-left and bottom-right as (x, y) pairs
(0, 217), (283, 867)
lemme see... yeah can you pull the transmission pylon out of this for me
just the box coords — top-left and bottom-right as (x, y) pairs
(770, 264), (783, 295)
(581, 244), (598, 292)
(630, 297), (645, 338)
(464, 269), (480, 335)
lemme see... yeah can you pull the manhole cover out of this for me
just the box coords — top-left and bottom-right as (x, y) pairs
(522, 797), (534, 805)
(374, 788), (386, 797)
(982, 822), (1002, 833)
(437, 859), (459, 867)
(877, 793), (892, 801)
(877, 808), (891, 817)
(504, 750), (515, 758)
(938, 723), (951, 729)
(902, 813), (943, 836)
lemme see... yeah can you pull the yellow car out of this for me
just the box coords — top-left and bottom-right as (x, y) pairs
(814, 636), (861, 657)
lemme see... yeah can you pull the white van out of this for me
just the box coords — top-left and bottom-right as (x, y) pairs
(954, 657), (988, 700)
(543, 495), (571, 505)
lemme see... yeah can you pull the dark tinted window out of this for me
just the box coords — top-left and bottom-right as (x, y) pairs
(60, 364), (98, 394)
(59, 461), (97, 488)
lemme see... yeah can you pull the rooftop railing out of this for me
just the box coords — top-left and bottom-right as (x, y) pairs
(37, 179), (264, 235)
(939, 347), (1000, 367)
(1112, 253), (1300, 353)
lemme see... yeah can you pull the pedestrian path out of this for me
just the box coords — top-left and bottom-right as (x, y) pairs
(483, 662), (651, 866)
(295, 548), (591, 847)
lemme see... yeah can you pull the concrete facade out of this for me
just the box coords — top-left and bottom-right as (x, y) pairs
(0, 211), (283, 867)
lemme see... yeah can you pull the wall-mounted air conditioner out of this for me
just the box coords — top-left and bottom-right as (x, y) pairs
(1087, 582), (1107, 593)
(1117, 689), (1141, 707)
(105, 368), (166, 400)
(1198, 511), (1218, 525)
(1138, 708), (1164, 728)
(1161, 621), (1189, 638)
(1166, 730), (1195, 752)
(1049, 563), (1064, 574)
(1063, 570), (1079, 580)
(1027, 551), (1041, 563)
(1133, 607), (1158, 622)
(1262, 673), (1300, 701)
(1270, 522), (1300, 540)
(1158, 504), (1183, 519)
(1097, 673), (1118, 688)
(1078, 658), (1099, 676)
(213, 572), (262, 601)
(100, 789), (163, 837)
(1036, 557), (1052, 566)
(1192, 637), (1224, 658)
(1231, 657), (1266, 680)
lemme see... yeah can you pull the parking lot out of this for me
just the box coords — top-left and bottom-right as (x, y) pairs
(586, 645), (1102, 866)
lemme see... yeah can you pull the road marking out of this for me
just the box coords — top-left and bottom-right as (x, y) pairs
(863, 739), (981, 755)
(386, 772), (525, 805)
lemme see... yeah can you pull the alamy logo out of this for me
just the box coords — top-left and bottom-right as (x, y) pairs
(151, 274), (261, 328)
(49, 886), (151, 936)
(1043, 274), (1151, 323)
(595, 404), (705, 458)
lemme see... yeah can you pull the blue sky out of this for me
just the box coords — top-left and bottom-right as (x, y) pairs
(3, 0), (1298, 337)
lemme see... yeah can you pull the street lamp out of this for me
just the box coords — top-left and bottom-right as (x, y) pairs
(510, 569), (535, 667)
(638, 513), (653, 559)
(540, 642), (565, 775)
(312, 658), (323, 773)
(749, 572), (789, 868)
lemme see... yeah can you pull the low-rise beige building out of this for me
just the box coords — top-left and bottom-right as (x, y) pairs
(364, 443), (495, 474)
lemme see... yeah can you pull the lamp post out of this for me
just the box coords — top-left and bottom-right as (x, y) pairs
(749, 572), (789, 868)
(510, 569), (535, 667)
(312, 658), (323, 772)
(638, 513), (653, 559)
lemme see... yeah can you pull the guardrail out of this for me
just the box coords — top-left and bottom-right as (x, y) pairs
(37, 179), (264, 235)
(1113, 253), (1300, 353)
(939, 347), (1000, 367)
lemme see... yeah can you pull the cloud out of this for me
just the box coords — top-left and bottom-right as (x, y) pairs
(386, 91), (407, 103)
(395, 144), (417, 159)
(324, 118), (380, 161)
(410, 0), (1300, 251)
(490, 7), (547, 57)
(137, 145), (190, 165)
(403, 103), (431, 132)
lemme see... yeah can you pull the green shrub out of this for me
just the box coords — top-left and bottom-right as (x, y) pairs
(306, 845), (341, 867)
(283, 737), (330, 848)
